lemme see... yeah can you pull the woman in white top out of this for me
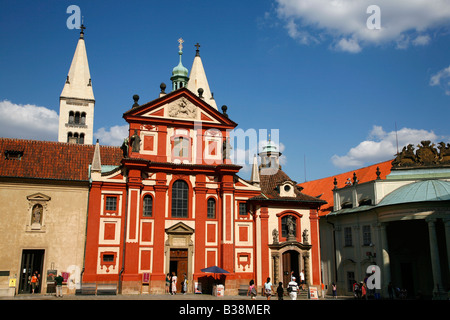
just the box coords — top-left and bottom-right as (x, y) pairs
(264, 277), (273, 300)
(171, 272), (177, 295)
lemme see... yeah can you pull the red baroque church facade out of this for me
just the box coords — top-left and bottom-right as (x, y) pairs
(82, 45), (326, 295)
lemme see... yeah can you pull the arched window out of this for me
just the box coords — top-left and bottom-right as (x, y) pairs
(67, 132), (73, 143)
(171, 180), (188, 218)
(143, 195), (152, 217)
(79, 133), (85, 144)
(74, 112), (80, 124)
(81, 112), (86, 125)
(69, 111), (74, 124)
(207, 198), (216, 219)
(281, 215), (297, 238)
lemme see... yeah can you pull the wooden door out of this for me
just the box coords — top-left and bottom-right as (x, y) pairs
(170, 249), (188, 292)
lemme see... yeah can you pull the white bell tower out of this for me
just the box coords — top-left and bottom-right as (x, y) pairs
(58, 25), (95, 144)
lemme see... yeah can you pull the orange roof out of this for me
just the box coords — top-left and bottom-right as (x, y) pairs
(298, 160), (393, 216)
(0, 138), (123, 182)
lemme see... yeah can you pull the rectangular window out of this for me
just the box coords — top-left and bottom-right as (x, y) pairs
(143, 196), (152, 217)
(103, 254), (115, 262)
(362, 225), (372, 246)
(344, 227), (352, 247)
(207, 198), (216, 219)
(239, 203), (247, 216)
(105, 196), (117, 212)
(173, 137), (189, 158)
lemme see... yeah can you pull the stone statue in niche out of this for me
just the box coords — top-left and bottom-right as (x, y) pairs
(31, 204), (43, 228)
(286, 216), (296, 240)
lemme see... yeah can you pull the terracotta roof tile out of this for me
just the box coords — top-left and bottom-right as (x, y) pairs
(298, 160), (392, 216)
(0, 138), (122, 181)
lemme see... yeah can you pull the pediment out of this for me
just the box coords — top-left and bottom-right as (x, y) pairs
(165, 222), (195, 235)
(123, 88), (236, 128)
(27, 193), (51, 202)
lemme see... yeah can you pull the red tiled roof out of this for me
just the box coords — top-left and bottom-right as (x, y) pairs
(298, 160), (393, 216)
(0, 138), (123, 182)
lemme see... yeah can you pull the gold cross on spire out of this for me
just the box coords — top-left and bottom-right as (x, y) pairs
(178, 38), (184, 51)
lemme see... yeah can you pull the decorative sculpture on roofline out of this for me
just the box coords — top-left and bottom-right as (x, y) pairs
(392, 140), (450, 168)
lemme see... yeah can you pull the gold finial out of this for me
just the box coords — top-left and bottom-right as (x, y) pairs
(178, 38), (184, 51)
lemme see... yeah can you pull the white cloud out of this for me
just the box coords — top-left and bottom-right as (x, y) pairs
(275, 0), (450, 52)
(334, 36), (362, 53)
(331, 125), (443, 168)
(0, 100), (59, 141)
(94, 125), (129, 146)
(430, 65), (450, 95)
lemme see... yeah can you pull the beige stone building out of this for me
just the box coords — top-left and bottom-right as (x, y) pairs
(0, 138), (121, 296)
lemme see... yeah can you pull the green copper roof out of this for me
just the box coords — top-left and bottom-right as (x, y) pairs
(262, 140), (279, 153)
(378, 179), (450, 207)
(172, 50), (188, 77)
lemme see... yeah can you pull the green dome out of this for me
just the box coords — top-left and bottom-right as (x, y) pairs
(172, 51), (188, 77)
(263, 140), (279, 153)
(378, 179), (450, 207)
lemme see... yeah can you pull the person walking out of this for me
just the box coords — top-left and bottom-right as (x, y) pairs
(264, 277), (273, 300)
(247, 280), (256, 300)
(165, 273), (171, 294)
(54, 273), (64, 297)
(30, 271), (38, 294)
(288, 276), (299, 300)
(299, 270), (305, 291)
(277, 282), (284, 300)
(181, 273), (187, 294)
(332, 282), (337, 299)
(171, 272), (177, 295)
(361, 282), (367, 300)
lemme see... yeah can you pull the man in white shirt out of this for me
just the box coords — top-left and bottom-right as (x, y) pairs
(299, 270), (305, 290)
(288, 277), (299, 300)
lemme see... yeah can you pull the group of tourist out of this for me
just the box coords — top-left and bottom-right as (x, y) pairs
(248, 270), (306, 300)
(166, 272), (188, 295)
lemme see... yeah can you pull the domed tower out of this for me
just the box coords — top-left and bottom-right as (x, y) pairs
(259, 137), (282, 174)
(170, 38), (189, 91)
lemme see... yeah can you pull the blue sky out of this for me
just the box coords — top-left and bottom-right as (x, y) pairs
(1, 0), (450, 182)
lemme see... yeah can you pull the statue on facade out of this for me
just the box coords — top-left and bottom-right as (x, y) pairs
(286, 216), (295, 240)
(31, 204), (42, 226)
(438, 142), (450, 164)
(272, 228), (279, 244)
(222, 138), (232, 160)
(130, 130), (141, 153)
(120, 137), (129, 158)
(302, 228), (309, 244)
